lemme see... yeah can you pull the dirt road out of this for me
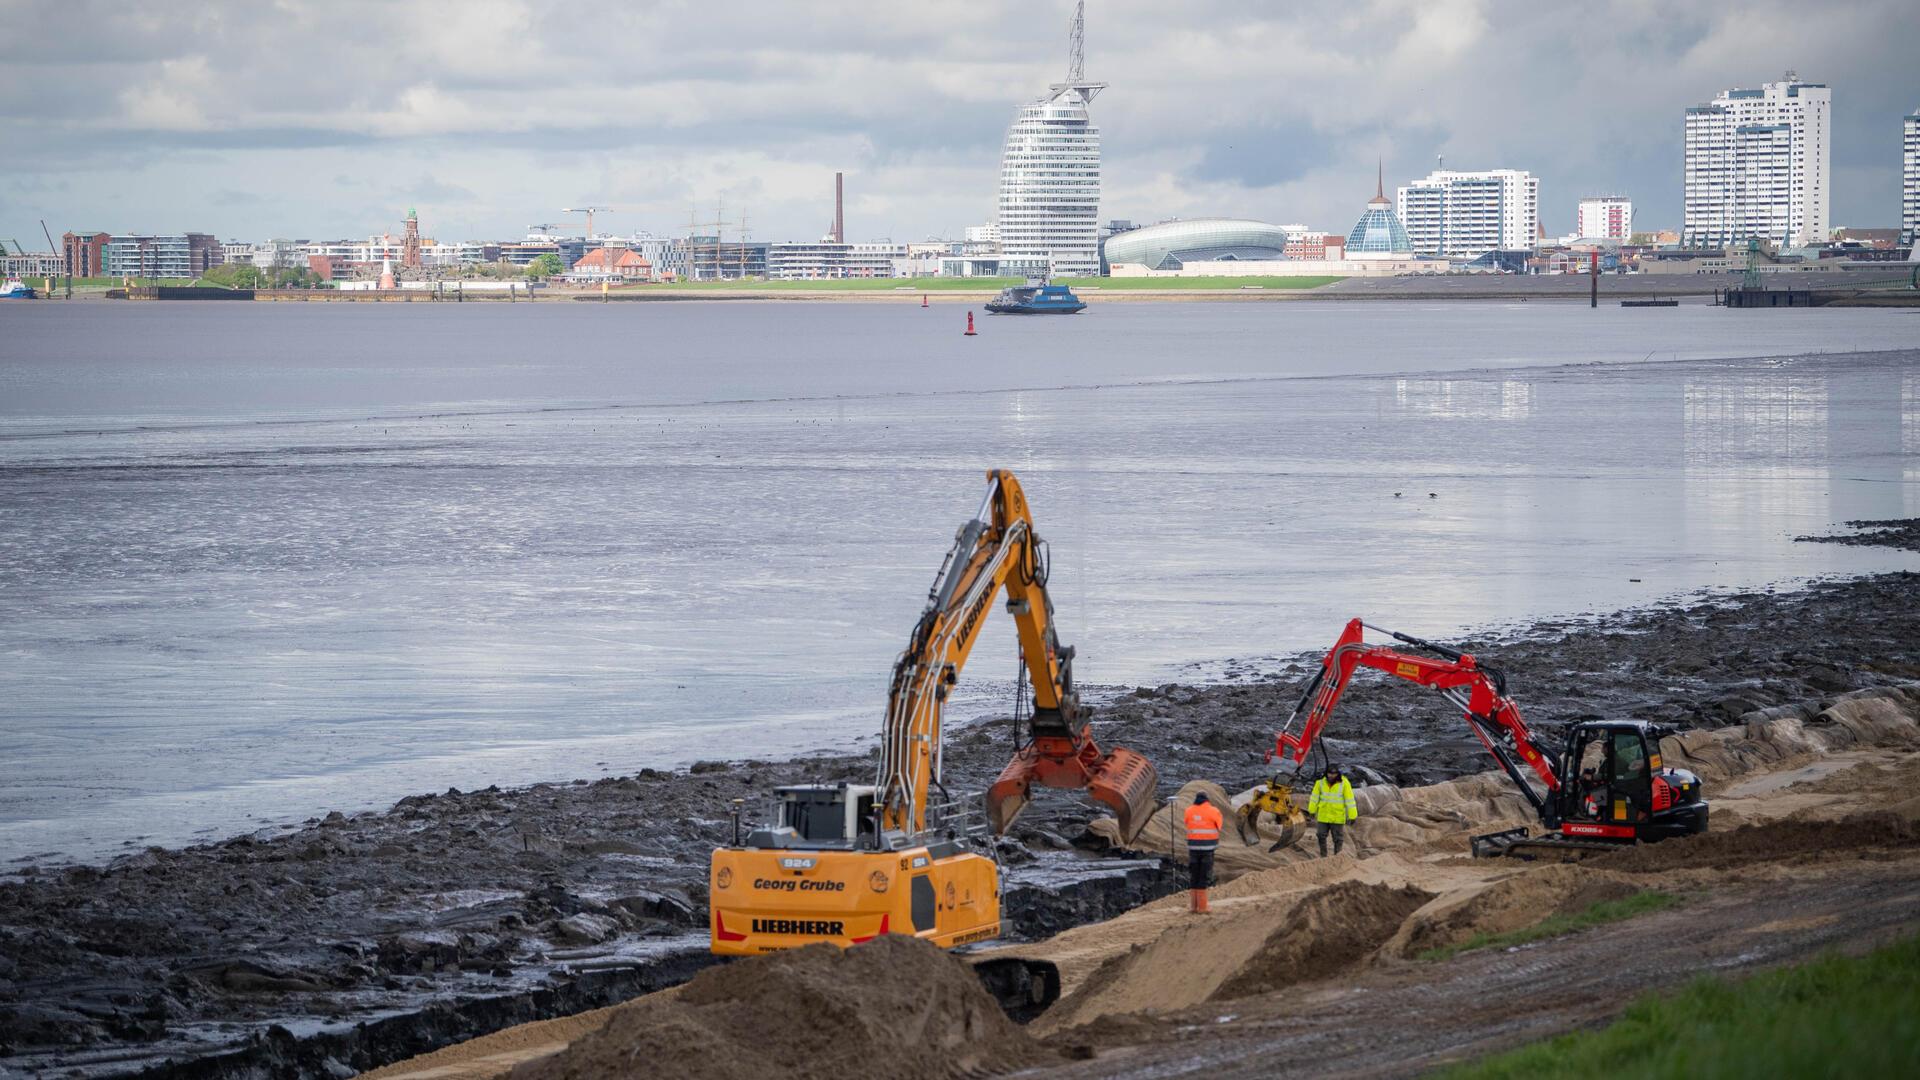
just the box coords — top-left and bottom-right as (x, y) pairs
(1041, 857), (1920, 1078)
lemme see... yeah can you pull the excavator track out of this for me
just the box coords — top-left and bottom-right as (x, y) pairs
(967, 956), (1061, 1023)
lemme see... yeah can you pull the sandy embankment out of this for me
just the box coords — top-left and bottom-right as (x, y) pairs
(369, 683), (1920, 1079)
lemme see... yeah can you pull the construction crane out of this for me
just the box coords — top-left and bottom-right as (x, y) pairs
(561, 206), (611, 239)
(526, 223), (565, 237)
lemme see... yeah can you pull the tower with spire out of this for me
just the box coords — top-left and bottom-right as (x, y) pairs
(1346, 161), (1413, 256)
(995, 1), (1107, 277)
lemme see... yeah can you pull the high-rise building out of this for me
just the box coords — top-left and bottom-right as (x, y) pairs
(1576, 197), (1634, 241)
(1903, 107), (1919, 245)
(996, 2), (1105, 277)
(1682, 74), (1830, 249)
(1396, 169), (1539, 256)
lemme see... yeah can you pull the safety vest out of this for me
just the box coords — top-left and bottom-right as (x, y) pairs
(1183, 801), (1224, 850)
(1308, 776), (1357, 824)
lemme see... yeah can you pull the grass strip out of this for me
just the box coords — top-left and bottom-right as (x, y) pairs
(1419, 890), (1679, 962)
(1439, 933), (1920, 1079)
(641, 274), (1343, 292)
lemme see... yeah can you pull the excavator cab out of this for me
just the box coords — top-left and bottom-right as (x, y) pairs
(1554, 721), (1708, 844)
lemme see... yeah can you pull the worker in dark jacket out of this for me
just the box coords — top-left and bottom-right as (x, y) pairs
(1183, 791), (1224, 914)
(1308, 763), (1358, 857)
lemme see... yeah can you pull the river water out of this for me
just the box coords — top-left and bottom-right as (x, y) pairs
(2, 300), (1916, 862)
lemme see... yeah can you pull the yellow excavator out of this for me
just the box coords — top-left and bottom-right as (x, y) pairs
(708, 470), (1159, 1013)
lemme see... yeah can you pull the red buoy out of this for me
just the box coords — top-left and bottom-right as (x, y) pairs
(921, 294), (929, 308)
(964, 311), (977, 336)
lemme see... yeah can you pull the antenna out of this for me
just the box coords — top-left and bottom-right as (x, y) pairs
(1067, 0), (1085, 83)
(1050, 0), (1105, 103)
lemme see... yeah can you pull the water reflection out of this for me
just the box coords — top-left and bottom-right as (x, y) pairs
(1390, 378), (1535, 420)
(1682, 373), (1828, 469)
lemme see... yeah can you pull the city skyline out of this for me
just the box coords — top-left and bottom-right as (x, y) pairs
(4, 1), (1918, 248)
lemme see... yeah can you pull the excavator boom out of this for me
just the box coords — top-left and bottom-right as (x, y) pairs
(1271, 619), (1559, 819)
(878, 470), (1158, 844)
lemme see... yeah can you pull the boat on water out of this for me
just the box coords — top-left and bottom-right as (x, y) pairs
(985, 280), (1085, 315)
(0, 277), (37, 300)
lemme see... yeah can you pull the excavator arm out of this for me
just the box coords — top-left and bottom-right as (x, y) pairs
(875, 470), (1159, 843)
(1269, 619), (1562, 825)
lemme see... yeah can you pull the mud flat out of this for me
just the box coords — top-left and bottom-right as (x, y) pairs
(3, 562), (1918, 1076)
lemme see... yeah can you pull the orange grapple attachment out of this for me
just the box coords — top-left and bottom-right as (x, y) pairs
(1085, 746), (1159, 846)
(986, 763), (1032, 837)
(986, 735), (1160, 844)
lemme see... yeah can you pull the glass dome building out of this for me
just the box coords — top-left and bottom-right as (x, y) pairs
(1346, 169), (1413, 256)
(1101, 218), (1291, 271)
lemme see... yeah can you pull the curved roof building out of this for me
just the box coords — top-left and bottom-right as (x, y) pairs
(1346, 167), (1413, 256)
(1102, 218), (1291, 270)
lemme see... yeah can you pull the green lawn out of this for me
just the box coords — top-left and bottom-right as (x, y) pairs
(1064, 275), (1343, 290)
(637, 274), (1342, 292)
(1419, 891), (1680, 962)
(1440, 933), (1920, 1079)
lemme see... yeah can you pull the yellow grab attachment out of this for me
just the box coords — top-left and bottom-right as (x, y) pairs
(1237, 779), (1305, 851)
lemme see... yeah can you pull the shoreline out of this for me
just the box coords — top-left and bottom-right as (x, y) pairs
(3, 523), (1917, 1074)
(22, 269), (1850, 304)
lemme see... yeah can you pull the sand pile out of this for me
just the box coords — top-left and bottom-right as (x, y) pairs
(511, 935), (1057, 1080)
(1592, 810), (1920, 875)
(1212, 881), (1433, 999)
(1381, 864), (1641, 960)
(1038, 880), (1433, 1031)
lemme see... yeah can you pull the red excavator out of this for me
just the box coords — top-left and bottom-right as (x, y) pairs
(1258, 618), (1709, 858)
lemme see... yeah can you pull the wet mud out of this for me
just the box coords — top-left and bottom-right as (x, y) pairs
(3, 567), (1918, 1076)
(1798, 518), (1920, 554)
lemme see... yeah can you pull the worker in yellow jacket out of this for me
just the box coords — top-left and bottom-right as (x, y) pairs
(1308, 762), (1358, 857)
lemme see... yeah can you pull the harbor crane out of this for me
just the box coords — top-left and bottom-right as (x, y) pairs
(561, 206), (611, 239)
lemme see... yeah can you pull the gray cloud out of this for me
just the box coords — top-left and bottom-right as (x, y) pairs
(3, 0), (1915, 244)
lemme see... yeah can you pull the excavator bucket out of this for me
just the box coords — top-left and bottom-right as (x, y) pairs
(1085, 746), (1159, 846)
(987, 740), (1160, 846)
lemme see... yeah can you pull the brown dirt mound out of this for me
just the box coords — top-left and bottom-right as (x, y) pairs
(511, 936), (1056, 1080)
(1594, 811), (1920, 874)
(1213, 881), (1433, 1000)
(1383, 865), (1640, 960)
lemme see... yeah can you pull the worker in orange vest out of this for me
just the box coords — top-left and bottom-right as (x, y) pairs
(1183, 791), (1224, 914)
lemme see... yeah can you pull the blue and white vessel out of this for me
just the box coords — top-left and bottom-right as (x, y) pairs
(0, 277), (36, 300)
(984, 280), (1086, 315)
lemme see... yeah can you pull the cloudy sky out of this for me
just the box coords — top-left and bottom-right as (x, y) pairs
(4, 0), (1916, 248)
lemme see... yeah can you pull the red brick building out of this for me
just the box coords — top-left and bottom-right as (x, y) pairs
(62, 232), (110, 277)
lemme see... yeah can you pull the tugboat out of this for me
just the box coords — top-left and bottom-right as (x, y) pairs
(985, 279), (1085, 315)
(0, 276), (37, 300)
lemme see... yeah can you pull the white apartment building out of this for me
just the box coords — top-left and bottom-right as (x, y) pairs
(1576, 197), (1634, 241)
(1904, 107), (1919, 244)
(1683, 74), (1830, 249)
(1395, 169), (1540, 256)
(764, 240), (908, 280)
